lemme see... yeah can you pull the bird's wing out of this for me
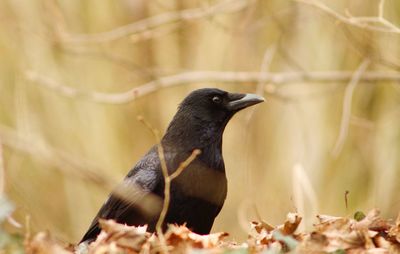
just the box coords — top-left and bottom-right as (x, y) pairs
(80, 147), (162, 243)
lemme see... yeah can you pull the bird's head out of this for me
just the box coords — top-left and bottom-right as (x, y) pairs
(177, 88), (265, 123)
(163, 88), (265, 149)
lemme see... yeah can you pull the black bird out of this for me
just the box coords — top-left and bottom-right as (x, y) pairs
(80, 88), (264, 243)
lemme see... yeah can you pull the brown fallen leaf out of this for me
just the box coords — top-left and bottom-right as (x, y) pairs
(20, 209), (400, 254)
(165, 224), (229, 249)
(388, 213), (400, 243)
(88, 220), (149, 253)
(279, 212), (302, 235)
(353, 209), (391, 232)
(25, 232), (72, 254)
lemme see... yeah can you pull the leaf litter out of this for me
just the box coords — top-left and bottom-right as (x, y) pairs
(22, 209), (400, 254)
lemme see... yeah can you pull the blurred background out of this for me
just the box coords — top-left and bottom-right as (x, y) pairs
(0, 0), (400, 244)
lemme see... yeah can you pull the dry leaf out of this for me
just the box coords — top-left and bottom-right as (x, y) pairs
(22, 209), (400, 254)
(25, 232), (72, 254)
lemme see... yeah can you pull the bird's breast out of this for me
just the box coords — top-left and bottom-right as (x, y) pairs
(171, 160), (227, 205)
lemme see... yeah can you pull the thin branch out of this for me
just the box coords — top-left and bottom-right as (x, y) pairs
(126, 115), (168, 254)
(350, 115), (375, 130)
(59, 0), (248, 44)
(60, 46), (160, 79)
(169, 149), (201, 180)
(341, 26), (400, 71)
(292, 162), (318, 231)
(244, 46), (276, 123)
(242, 46), (277, 223)
(137, 115), (200, 254)
(155, 142), (168, 251)
(256, 45), (276, 95)
(332, 59), (370, 157)
(0, 124), (116, 187)
(0, 124), (163, 225)
(26, 70), (400, 104)
(7, 216), (22, 228)
(378, 0), (385, 19)
(155, 148), (200, 240)
(263, 3), (308, 72)
(296, 0), (400, 34)
(129, 23), (181, 43)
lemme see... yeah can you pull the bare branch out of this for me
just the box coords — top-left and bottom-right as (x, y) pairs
(60, 46), (163, 79)
(341, 27), (400, 71)
(0, 125), (160, 228)
(7, 216), (22, 228)
(155, 140), (169, 252)
(169, 149), (201, 180)
(296, 0), (400, 34)
(60, 0), (248, 44)
(350, 115), (375, 130)
(257, 45), (277, 95)
(244, 46), (276, 123)
(137, 115), (200, 253)
(0, 124), (116, 187)
(26, 70), (400, 104)
(332, 59), (370, 157)
(378, 0), (385, 19)
(129, 23), (181, 43)
(292, 163), (318, 231)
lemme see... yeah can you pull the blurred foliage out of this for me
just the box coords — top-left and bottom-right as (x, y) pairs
(0, 0), (399, 246)
(0, 197), (24, 254)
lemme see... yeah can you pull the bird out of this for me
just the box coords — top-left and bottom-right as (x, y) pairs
(80, 88), (264, 243)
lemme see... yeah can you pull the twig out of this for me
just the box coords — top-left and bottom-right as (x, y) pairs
(242, 46), (275, 220)
(345, 190), (350, 210)
(155, 148), (200, 247)
(292, 163), (318, 231)
(60, 46), (161, 79)
(378, 0), (385, 18)
(129, 23), (181, 43)
(341, 26), (400, 71)
(262, 3), (307, 72)
(257, 45), (276, 95)
(0, 124), (116, 187)
(155, 142), (169, 254)
(137, 116), (200, 253)
(350, 115), (375, 130)
(244, 46), (275, 123)
(26, 70), (400, 104)
(169, 149), (201, 180)
(60, 0), (248, 44)
(0, 125), (161, 221)
(332, 59), (370, 157)
(296, 0), (400, 34)
(237, 199), (254, 233)
(7, 216), (22, 228)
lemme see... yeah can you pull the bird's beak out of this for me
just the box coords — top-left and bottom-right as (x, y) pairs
(227, 93), (265, 111)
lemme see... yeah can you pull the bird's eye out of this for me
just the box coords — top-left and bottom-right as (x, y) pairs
(212, 96), (222, 104)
